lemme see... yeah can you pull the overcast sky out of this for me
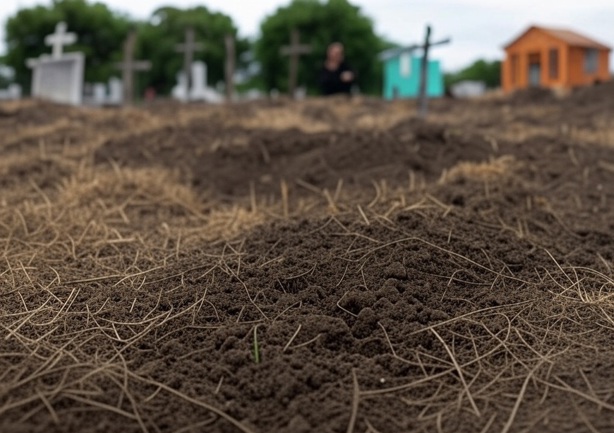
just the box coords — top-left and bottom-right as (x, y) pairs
(1, 0), (613, 72)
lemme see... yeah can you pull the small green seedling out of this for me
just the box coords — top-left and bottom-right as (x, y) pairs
(253, 325), (261, 364)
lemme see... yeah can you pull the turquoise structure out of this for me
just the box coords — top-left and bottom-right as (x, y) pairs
(380, 48), (444, 100)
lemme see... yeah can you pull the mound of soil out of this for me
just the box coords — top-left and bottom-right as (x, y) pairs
(2, 98), (614, 433)
(95, 119), (495, 200)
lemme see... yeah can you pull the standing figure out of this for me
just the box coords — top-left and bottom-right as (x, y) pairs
(320, 42), (355, 96)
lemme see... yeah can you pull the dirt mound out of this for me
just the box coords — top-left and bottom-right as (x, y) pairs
(3, 98), (614, 433)
(505, 87), (557, 105)
(95, 119), (496, 201)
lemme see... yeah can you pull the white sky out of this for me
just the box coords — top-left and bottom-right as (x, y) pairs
(1, 0), (613, 72)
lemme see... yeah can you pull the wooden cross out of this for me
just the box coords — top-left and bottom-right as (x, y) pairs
(116, 31), (151, 105)
(176, 27), (204, 91)
(280, 29), (312, 97)
(224, 34), (235, 102)
(418, 25), (451, 117)
(45, 22), (77, 59)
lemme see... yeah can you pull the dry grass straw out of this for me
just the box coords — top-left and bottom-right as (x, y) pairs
(441, 155), (517, 183)
(317, 203), (614, 431)
(2, 98), (614, 432)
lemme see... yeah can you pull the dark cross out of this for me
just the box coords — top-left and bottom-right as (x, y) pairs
(116, 31), (151, 105)
(418, 25), (451, 117)
(224, 34), (235, 101)
(176, 27), (204, 91)
(280, 29), (312, 97)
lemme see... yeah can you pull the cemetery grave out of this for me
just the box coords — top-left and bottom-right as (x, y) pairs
(1, 86), (614, 433)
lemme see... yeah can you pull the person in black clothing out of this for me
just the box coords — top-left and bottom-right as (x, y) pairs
(319, 42), (355, 96)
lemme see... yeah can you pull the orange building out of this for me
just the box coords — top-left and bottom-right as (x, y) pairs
(502, 26), (611, 93)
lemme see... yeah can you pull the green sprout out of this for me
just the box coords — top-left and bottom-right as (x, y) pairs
(253, 325), (261, 364)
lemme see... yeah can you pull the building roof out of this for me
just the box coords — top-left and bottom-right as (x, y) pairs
(505, 25), (611, 50)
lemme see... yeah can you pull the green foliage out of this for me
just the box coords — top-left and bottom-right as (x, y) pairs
(4, 0), (131, 93)
(255, 0), (387, 95)
(444, 59), (502, 89)
(138, 6), (249, 95)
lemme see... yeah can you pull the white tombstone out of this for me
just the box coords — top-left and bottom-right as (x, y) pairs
(172, 61), (223, 103)
(294, 86), (306, 100)
(92, 83), (107, 105)
(451, 80), (487, 99)
(108, 77), (123, 105)
(242, 89), (264, 101)
(27, 22), (85, 105)
(28, 53), (84, 105)
(190, 61), (223, 103)
(0, 83), (22, 100)
(190, 61), (207, 99)
(172, 71), (189, 102)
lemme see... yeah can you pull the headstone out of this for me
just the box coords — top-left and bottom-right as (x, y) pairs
(84, 78), (122, 106)
(451, 80), (486, 98)
(116, 31), (151, 105)
(176, 27), (204, 91)
(172, 61), (223, 103)
(92, 83), (107, 105)
(172, 71), (188, 102)
(189, 61), (207, 100)
(0, 83), (22, 100)
(242, 89), (264, 101)
(108, 77), (123, 105)
(280, 29), (312, 98)
(27, 22), (85, 105)
(294, 86), (306, 100)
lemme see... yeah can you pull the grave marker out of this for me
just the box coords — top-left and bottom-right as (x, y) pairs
(27, 22), (84, 105)
(225, 34), (235, 101)
(171, 61), (223, 103)
(92, 83), (107, 105)
(176, 28), (204, 92)
(190, 61), (207, 100)
(417, 25), (451, 117)
(108, 77), (123, 105)
(116, 31), (151, 105)
(0, 83), (21, 100)
(45, 22), (77, 59)
(280, 29), (312, 98)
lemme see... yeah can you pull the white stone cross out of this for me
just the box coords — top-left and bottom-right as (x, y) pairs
(45, 22), (77, 59)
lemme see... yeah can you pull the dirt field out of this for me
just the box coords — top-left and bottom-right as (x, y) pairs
(1, 85), (614, 433)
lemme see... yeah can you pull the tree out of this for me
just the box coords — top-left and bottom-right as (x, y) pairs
(137, 6), (249, 96)
(255, 0), (387, 95)
(4, 0), (132, 93)
(444, 59), (502, 90)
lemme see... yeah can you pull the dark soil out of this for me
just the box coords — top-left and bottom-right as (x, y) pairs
(2, 93), (614, 433)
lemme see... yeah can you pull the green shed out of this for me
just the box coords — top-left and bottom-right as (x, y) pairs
(380, 47), (444, 100)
